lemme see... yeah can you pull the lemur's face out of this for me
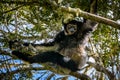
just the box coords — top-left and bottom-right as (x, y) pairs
(64, 24), (77, 35)
(63, 20), (83, 36)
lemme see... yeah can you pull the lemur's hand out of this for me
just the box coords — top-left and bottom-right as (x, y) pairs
(9, 40), (23, 50)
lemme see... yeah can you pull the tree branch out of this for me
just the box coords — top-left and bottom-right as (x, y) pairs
(1, 0), (120, 29)
(87, 62), (116, 80)
(2, 5), (23, 14)
(0, 49), (91, 80)
(0, 0), (39, 5)
(49, 1), (120, 30)
(0, 65), (91, 80)
(70, 72), (91, 80)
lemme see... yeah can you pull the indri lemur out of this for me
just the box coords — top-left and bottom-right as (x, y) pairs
(10, 0), (98, 72)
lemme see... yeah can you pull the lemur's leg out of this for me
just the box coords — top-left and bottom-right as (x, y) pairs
(12, 50), (79, 71)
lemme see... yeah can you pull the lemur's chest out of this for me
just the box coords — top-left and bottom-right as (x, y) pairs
(58, 36), (87, 58)
(59, 37), (78, 48)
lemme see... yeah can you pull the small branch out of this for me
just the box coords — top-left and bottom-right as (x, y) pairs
(70, 72), (91, 80)
(2, 5), (23, 14)
(1, 1), (39, 5)
(0, 67), (45, 78)
(0, 49), (12, 57)
(87, 62), (116, 80)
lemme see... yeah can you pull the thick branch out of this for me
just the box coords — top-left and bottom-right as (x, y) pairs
(1, 0), (120, 29)
(51, 2), (120, 30)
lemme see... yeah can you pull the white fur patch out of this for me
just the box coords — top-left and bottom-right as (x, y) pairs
(63, 56), (71, 62)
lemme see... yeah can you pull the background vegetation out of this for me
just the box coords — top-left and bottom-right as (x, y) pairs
(0, 0), (120, 80)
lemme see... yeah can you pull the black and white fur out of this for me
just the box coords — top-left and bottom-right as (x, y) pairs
(11, 19), (98, 71)
(10, 0), (98, 72)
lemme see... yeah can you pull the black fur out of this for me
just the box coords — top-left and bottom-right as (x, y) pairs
(12, 50), (79, 71)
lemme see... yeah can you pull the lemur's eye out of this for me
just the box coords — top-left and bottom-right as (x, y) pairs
(64, 24), (77, 35)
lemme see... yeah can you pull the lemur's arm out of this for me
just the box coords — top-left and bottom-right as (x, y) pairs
(9, 31), (65, 51)
(23, 41), (55, 47)
(82, 0), (98, 34)
(22, 31), (65, 48)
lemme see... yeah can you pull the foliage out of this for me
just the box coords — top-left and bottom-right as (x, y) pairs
(0, 0), (120, 80)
